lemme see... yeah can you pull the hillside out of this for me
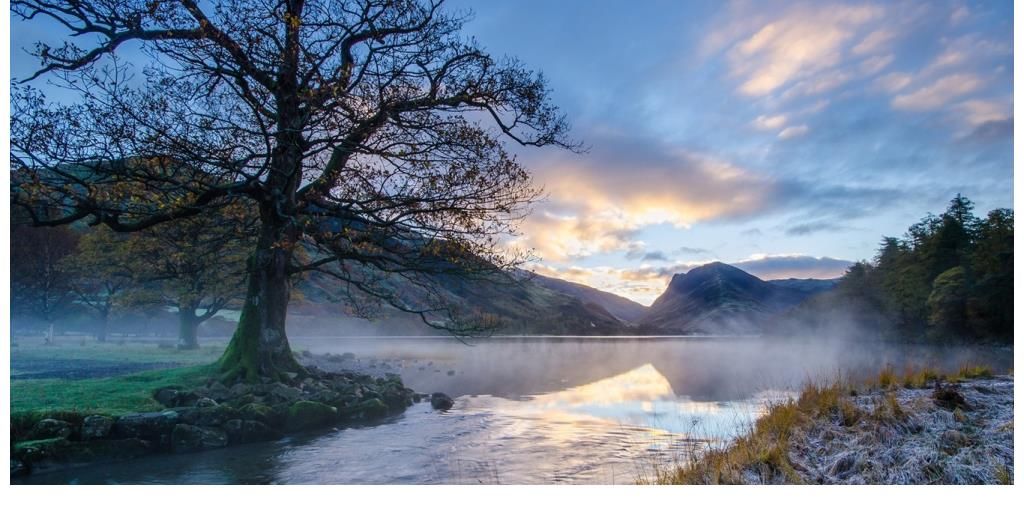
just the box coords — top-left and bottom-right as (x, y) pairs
(296, 267), (629, 336)
(638, 262), (825, 334)
(529, 274), (648, 322)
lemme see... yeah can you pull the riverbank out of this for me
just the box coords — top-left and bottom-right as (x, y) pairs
(11, 355), (424, 478)
(650, 366), (1014, 484)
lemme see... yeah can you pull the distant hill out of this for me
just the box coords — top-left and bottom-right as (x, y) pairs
(638, 262), (830, 334)
(529, 274), (648, 322)
(296, 267), (630, 336)
(766, 278), (840, 295)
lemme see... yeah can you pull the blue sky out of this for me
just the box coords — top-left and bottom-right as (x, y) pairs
(445, 0), (1014, 303)
(10, 0), (1013, 305)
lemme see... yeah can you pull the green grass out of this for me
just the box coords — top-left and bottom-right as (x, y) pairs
(11, 364), (215, 417)
(11, 341), (224, 374)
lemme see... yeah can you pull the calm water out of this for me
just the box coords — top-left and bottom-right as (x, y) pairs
(16, 337), (1012, 484)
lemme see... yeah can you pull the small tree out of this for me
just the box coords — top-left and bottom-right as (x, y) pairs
(12, 0), (573, 381)
(61, 227), (136, 342)
(131, 208), (254, 349)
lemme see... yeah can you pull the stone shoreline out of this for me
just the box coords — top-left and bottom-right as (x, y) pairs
(11, 366), (442, 478)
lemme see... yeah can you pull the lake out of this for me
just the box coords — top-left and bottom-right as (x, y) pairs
(15, 336), (1012, 484)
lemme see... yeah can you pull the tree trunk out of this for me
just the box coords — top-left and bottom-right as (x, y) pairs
(178, 308), (200, 350)
(217, 207), (303, 383)
(96, 311), (108, 343)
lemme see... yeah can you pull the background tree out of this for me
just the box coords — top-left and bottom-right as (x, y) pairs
(10, 222), (79, 344)
(60, 227), (136, 342)
(11, 0), (573, 381)
(131, 207), (254, 349)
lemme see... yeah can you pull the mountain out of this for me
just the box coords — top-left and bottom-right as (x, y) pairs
(529, 274), (648, 322)
(295, 266), (630, 336)
(638, 262), (829, 334)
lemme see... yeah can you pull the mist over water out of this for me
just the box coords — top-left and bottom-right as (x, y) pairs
(16, 335), (1011, 484)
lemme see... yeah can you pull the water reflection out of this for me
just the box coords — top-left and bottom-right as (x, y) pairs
(15, 338), (1011, 485)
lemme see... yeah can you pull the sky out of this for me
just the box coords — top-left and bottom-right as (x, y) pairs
(444, 0), (1014, 304)
(10, 0), (1014, 306)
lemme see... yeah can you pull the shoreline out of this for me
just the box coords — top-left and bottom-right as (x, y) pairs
(653, 370), (1014, 484)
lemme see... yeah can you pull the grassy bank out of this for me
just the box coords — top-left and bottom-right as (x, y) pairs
(646, 364), (1013, 485)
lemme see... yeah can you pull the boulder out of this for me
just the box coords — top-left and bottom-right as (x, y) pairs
(81, 415), (114, 440)
(223, 419), (281, 444)
(430, 392), (454, 411)
(178, 404), (240, 427)
(112, 410), (180, 445)
(170, 424), (228, 453)
(239, 402), (279, 426)
(268, 383), (303, 404)
(285, 400), (338, 432)
(195, 397), (219, 408)
(32, 419), (73, 440)
(338, 398), (389, 421)
(153, 387), (199, 408)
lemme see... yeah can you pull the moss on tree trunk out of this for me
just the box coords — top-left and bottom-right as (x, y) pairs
(217, 213), (303, 383)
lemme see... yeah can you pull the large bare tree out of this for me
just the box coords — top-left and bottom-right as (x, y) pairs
(11, 0), (573, 381)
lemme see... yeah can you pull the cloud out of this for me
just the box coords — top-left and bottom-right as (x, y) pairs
(875, 72), (912, 93)
(778, 125), (809, 139)
(732, 254), (853, 279)
(891, 73), (984, 110)
(716, 3), (883, 96)
(676, 246), (713, 256)
(859, 54), (894, 75)
(954, 98), (1012, 128)
(752, 114), (787, 130)
(512, 131), (783, 261)
(784, 221), (849, 236)
(950, 5), (969, 25)
(852, 29), (896, 56)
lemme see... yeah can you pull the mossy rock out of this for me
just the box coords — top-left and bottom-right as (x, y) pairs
(285, 401), (338, 432)
(178, 404), (240, 427)
(239, 402), (282, 428)
(14, 437), (152, 469)
(338, 398), (389, 421)
(170, 424), (229, 453)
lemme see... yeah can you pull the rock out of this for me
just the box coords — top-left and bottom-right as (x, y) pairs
(229, 383), (253, 397)
(13, 438), (152, 470)
(430, 392), (454, 410)
(154, 387), (200, 408)
(112, 410), (180, 445)
(178, 405), (240, 427)
(239, 402), (278, 426)
(300, 349), (313, 358)
(11, 458), (28, 478)
(81, 415), (114, 440)
(338, 398), (389, 420)
(939, 430), (971, 455)
(32, 419), (73, 440)
(223, 419), (280, 444)
(447, 370), (456, 376)
(153, 387), (181, 407)
(170, 424), (228, 453)
(268, 383), (303, 404)
(205, 382), (232, 402)
(933, 385), (972, 411)
(195, 397), (218, 408)
(285, 401), (338, 432)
